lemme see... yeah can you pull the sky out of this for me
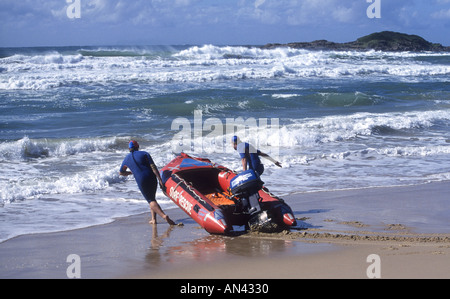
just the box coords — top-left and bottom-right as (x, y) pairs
(1, 0), (449, 47)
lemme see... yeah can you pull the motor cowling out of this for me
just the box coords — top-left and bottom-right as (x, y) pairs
(229, 169), (264, 218)
(229, 169), (263, 197)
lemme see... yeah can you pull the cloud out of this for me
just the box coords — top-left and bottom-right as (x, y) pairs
(432, 8), (450, 19)
(234, 0), (361, 27)
(2, 0), (436, 31)
(283, 0), (361, 26)
(0, 0), (199, 25)
(1, 0), (59, 23)
(254, 0), (265, 9)
(332, 5), (357, 23)
(1, 0), (450, 46)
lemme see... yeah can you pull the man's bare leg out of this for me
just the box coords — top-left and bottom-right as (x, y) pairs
(149, 201), (175, 225)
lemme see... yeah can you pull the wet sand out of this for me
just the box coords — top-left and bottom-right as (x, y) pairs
(1, 181), (449, 279)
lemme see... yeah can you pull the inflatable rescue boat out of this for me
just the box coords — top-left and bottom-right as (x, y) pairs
(160, 153), (296, 234)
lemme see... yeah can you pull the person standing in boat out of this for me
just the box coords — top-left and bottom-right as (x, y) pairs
(231, 136), (282, 176)
(119, 140), (175, 226)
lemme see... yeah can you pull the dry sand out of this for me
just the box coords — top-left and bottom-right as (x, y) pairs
(0, 182), (449, 279)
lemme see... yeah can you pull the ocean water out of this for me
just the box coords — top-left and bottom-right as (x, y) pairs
(0, 45), (449, 242)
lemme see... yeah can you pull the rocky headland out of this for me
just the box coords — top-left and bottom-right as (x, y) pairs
(262, 31), (450, 52)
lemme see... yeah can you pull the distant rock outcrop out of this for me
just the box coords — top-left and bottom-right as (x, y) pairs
(262, 31), (450, 52)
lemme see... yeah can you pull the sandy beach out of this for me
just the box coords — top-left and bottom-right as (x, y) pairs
(1, 181), (449, 280)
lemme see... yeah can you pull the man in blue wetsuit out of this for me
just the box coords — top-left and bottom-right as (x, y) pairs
(231, 136), (282, 176)
(119, 140), (175, 225)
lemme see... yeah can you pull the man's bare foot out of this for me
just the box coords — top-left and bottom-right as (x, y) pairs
(164, 215), (176, 226)
(149, 219), (157, 225)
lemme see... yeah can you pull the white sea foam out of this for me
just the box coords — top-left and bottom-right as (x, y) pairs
(0, 136), (123, 162)
(271, 93), (300, 99)
(0, 167), (123, 203)
(1, 46), (449, 90)
(273, 110), (450, 148)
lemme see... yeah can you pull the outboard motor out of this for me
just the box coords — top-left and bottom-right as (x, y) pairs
(230, 170), (263, 213)
(230, 170), (271, 229)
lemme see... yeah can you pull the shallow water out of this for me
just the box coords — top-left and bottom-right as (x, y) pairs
(1, 45), (449, 242)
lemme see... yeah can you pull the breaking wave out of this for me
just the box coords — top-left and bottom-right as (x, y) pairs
(1, 45), (449, 90)
(275, 110), (450, 148)
(0, 136), (124, 162)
